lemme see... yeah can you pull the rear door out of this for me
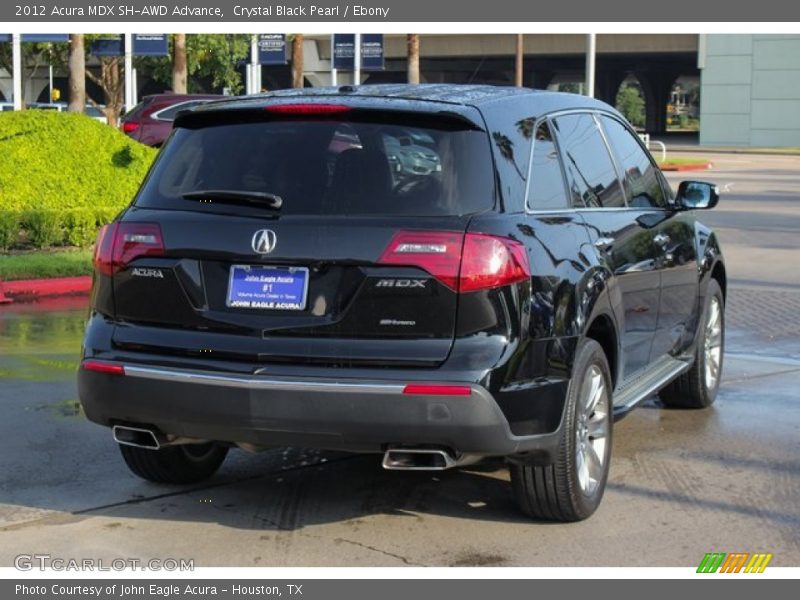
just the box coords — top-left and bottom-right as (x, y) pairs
(109, 106), (496, 367)
(551, 112), (661, 380)
(597, 115), (699, 361)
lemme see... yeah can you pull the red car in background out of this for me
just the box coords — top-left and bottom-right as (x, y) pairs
(121, 93), (225, 147)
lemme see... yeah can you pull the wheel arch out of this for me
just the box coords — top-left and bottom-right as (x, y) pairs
(710, 259), (727, 303)
(583, 312), (620, 391)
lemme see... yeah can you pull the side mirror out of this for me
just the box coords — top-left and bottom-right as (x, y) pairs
(675, 181), (719, 210)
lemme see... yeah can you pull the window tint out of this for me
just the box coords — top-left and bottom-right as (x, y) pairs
(600, 116), (666, 208)
(527, 121), (568, 210)
(552, 113), (626, 209)
(489, 114), (535, 211)
(136, 118), (494, 217)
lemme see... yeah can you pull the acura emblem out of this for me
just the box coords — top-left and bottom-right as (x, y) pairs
(251, 229), (277, 254)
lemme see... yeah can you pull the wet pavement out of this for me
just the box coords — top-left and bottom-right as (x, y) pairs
(1, 290), (797, 567)
(0, 153), (798, 567)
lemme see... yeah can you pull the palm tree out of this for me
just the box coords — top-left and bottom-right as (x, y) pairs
(172, 33), (187, 93)
(67, 34), (85, 113)
(407, 35), (420, 84)
(291, 34), (304, 88)
(515, 34), (523, 87)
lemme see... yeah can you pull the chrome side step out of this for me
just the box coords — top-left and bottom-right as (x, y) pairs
(612, 357), (691, 417)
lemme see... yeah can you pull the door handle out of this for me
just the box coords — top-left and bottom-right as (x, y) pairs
(654, 233), (671, 248)
(594, 237), (614, 252)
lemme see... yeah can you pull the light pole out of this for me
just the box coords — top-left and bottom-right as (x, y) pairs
(354, 33), (361, 85)
(331, 34), (337, 86)
(12, 33), (22, 110)
(585, 33), (596, 98)
(124, 33), (133, 111)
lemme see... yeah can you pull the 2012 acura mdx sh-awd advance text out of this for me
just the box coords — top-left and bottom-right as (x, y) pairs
(78, 85), (726, 521)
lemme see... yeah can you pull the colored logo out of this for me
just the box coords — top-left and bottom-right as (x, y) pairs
(697, 552), (773, 573)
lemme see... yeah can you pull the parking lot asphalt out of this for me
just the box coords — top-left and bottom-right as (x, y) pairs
(0, 153), (798, 567)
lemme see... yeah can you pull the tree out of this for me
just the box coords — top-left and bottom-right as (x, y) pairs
(47, 35), (125, 124)
(515, 34), (523, 87)
(407, 35), (420, 84)
(67, 34), (85, 113)
(616, 83), (645, 128)
(291, 34), (304, 88)
(136, 34), (249, 94)
(85, 52), (124, 127)
(559, 82), (582, 94)
(172, 33), (187, 93)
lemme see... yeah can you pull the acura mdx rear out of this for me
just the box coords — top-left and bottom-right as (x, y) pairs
(81, 85), (681, 521)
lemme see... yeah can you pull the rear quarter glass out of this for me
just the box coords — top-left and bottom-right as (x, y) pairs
(134, 117), (496, 217)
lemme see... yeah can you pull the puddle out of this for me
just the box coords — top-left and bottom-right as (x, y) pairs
(0, 299), (87, 382)
(33, 399), (84, 418)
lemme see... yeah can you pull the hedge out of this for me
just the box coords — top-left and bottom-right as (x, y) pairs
(0, 110), (156, 251)
(0, 208), (121, 251)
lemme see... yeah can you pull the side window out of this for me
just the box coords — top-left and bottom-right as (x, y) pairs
(487, 113), (535, 211)
(526, 120), (569, 210)
(600, 116), (667, 209)
(551, 113), (626, 209)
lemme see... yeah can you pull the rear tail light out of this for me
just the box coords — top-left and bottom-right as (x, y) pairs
(265, 103), (352, 115)
(122, 121), (140, 134)
(93, 224), (116, 276)
(378, 231), (464, 291)
(93, 222), (164, 276)
(378, 230), (530, 293)
(459, 233), (531, 293)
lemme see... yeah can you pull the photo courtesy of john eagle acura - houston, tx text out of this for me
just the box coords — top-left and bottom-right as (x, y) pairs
(78, 84), (725, 522)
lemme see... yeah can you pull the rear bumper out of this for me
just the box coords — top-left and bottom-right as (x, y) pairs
(78, 361), (564, 460)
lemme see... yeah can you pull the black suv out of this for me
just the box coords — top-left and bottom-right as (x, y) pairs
(78, 85), (725, 521)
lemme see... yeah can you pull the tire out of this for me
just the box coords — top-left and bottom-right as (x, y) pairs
(119, 442), (228, 484)
(659, 279), (724, 409)
(510, 338), (613, 522)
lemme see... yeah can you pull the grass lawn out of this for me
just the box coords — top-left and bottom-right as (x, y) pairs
(0, 249), (93, 281)
(657, 157), (712, 166)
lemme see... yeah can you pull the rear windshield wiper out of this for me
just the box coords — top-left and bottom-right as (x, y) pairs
(182, 190), (283, 209)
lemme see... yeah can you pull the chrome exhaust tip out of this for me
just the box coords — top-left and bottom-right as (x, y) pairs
(382, 448), (458, 471)
(112, 425), (162, 450)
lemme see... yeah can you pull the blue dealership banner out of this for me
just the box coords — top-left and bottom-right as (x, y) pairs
(332, 33), (355, 70)
(90, 36), (123, 56)
(133, 33), (168, 56)
(361, 34), (384, 71)
(333, 34), (384, 71)
(21, 33), (70, 42)
(91, 34), (168, 56)
(0, 34), (69, 42)
(258, 34), (287, 65)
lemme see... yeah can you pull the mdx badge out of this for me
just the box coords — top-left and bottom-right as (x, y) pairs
(252, 229), (277, 254)
(375, 279), (427, 288)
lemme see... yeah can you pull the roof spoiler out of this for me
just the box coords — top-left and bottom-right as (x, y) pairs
(174, 104), (485, 132)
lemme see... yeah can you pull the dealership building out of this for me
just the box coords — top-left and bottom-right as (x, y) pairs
(1, 33), (799, 147)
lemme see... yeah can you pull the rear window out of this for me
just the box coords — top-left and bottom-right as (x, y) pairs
(134, 117), (495, 217)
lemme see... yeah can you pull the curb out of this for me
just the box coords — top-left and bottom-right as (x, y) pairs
(658, 162), (713, 172)
(663, 145), (800, 157)
(0, 276), (92, 303)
